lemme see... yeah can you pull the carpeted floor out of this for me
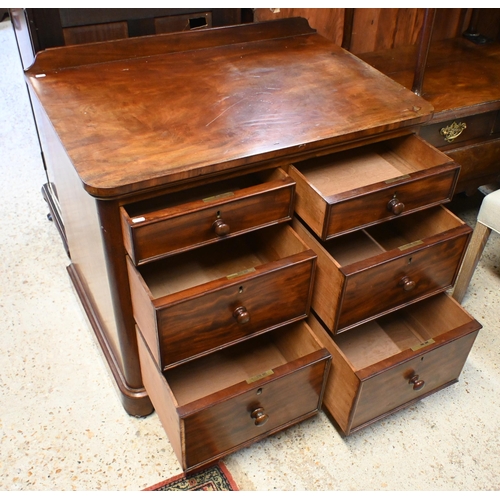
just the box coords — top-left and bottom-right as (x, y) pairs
(1, 15), (499, 491)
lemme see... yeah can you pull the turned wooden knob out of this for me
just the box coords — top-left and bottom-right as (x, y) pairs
(251, 407), (269, 426)
(409, 374), (425, 391)
(233, 306), (250, 324)
(387, 197), (405, 215)
(213, 218), (230, 236)
(399, 276), (415, 291)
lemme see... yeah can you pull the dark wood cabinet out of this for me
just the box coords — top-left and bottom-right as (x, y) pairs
(356, 8), (500, 195)
(10, 8), (246, 69)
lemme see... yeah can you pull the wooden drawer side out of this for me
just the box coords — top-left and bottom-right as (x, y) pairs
(307, 313), (360, 432)
(127, 257), (161, 365)
(137, 328), (185, 467)
(292, 217), (345, 332)
(288, 164), (329, 239)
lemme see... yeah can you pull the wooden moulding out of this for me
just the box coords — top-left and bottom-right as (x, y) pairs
(67, 264), (153, 417)
(308, 293), (481, 435)
(27, 17), (317, 72)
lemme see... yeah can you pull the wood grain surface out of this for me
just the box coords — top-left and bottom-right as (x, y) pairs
(26, 18), (433, 198)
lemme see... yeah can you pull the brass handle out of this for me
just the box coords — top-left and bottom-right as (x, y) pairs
(399, 276), (415, 291)
(387, 197), (405, 215)
(233, 306), (250, 324)
(251, 407), (269, 426)
(409, 374), (425, 391)
(440, 121), (466, 143)
(213, 218), (230, 236)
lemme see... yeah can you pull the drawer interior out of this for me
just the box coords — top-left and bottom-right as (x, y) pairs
(365, 205), (462, 249)
(137, 224), (307, 298)
(333, 294), (474, 371)
(123, 168), (287, 218)
(325, 205), (462, 266)
(165, 322), (321, 406)
(292, 134), (450, 197)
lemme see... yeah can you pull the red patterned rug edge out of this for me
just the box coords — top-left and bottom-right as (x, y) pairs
(217, 462), (239, 491)
(143, 461), (239, 491)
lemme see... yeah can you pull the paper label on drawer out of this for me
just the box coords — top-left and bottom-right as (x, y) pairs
(385, 174), (411, 184)
(398, 240), (423, 251)
(226, 268), (256, 279)
(246, 370), (274, 384)
(131, 216), (146, 223)
(203, 192), (234, 202)
(411, 338), (435, 351)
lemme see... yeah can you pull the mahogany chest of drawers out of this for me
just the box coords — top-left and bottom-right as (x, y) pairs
(25, 18), (481, 469)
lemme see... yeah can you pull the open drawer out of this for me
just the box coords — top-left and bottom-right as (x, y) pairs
(293, 205), (471, 334)
(121, 168), (295, 265)
(308, 293), (481, 435)
(137, 321), (331, 471)
(288, 134), (459, 240)
(127, 224), (316, 369)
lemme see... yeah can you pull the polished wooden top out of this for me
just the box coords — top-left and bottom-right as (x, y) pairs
(26, 18), (433, 198)
(359, 37), (500, 122)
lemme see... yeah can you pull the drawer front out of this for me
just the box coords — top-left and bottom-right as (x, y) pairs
(447, 137), (500, 195)
(325, 168), (459, 237)
(419, 111), (497, 149)
(121, 169), (295, 264)
(351, 327), (479, 431)
(155, 257), (315, 368)
(337, 230), (470, 332)
(181, 351), (330, 469)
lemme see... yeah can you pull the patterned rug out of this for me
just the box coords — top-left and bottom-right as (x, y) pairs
(144, 462), (239, 491)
